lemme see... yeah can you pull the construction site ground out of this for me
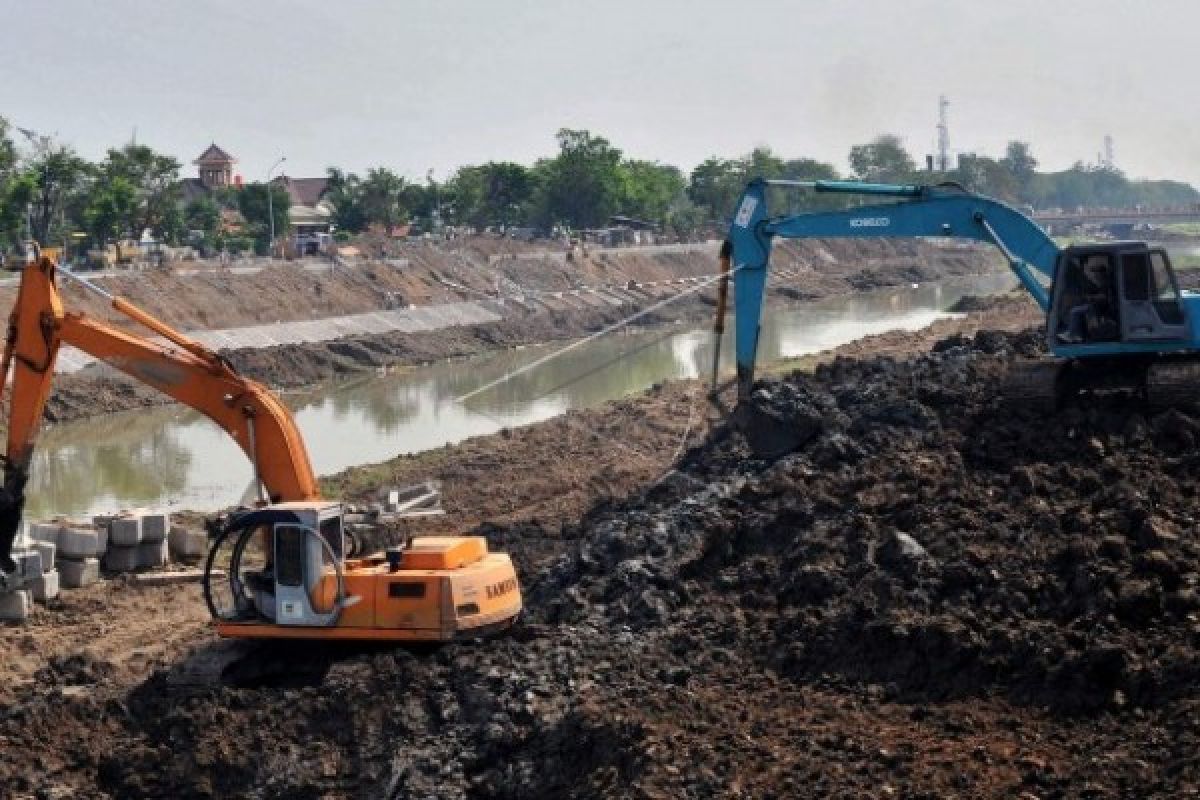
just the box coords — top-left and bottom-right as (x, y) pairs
(9, 239), (1191, 797)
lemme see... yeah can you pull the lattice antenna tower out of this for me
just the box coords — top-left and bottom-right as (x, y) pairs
(936, 95), (951, 172)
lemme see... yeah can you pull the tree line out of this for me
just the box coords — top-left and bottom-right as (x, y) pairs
(1, 118), (1197, 259)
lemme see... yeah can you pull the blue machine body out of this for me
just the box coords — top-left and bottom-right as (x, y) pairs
(726, 179), (1200, 392)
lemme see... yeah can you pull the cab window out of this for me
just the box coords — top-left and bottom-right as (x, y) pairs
(1122, 252), (1151, 302)
(319, 515), (343, 559)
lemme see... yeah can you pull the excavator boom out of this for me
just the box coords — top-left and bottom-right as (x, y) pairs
(717, 178), (1200, 415)
(0, 257), (319, 570)
(0, 256), (521, 644)
(723, 179), (1061, 396)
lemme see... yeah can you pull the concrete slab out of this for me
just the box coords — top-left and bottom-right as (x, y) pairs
(31, 569), (59, 602)
(109, 516), (142, 547)
(168, 527), (208, 559)
(59, 558), (100, 588)
(137, 539), (169, 568)
(0, 589), (32, 621)
(58, 528), (103, 560)
(103, 545), (140, 572)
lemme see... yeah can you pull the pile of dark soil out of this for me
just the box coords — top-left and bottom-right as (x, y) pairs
(11, 327), (1200, 798)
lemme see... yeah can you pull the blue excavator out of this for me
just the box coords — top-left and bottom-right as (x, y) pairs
(714, 179), (1200, 408)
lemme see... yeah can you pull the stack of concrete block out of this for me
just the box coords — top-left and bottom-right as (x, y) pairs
(0, 525), (47, 619)
(139, 511), (170, 568)
(97, 510), (170, 573)
(168, 525), (208, 561)
(34, 521), (103, 590)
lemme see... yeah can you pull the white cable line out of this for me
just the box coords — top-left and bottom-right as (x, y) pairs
(455, 263), (745, 404)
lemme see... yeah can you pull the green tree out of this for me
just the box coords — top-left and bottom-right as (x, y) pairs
(237, 182), (290, 254)
(325, 168), (367, 233)
(687, 157), (744, 223)
(99, 144), (181, 240)
(23, 146), (91, 245)
(744, 147), (786, 181)
(687, 150), (844, 222)
(475, 162), (532, 228)
(183, 195), (220, 250)
(83, 176), (137, 245)
(619, 160), (684, 224)
(1000, 141), (1038, 199)
(532, 129), (625, 229)
(360, 167), (408, 233)
(780, 157), (845, 212)
(848, 134), (916, 183)
(0, 117), (27, 250)
(955, 154), (1018, 201)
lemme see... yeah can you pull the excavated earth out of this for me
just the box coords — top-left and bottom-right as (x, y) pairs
(7, 321), (1200, 797)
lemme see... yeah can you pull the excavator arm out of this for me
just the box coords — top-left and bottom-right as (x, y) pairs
(721, 179), (1062, 396)
(0, 257), (319, 572)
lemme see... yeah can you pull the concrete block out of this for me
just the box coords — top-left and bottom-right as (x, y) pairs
(0, 589), (32, 621)
(58, 528), (102, 559)
(103, 545), (140, 572)
(140, 513), (169, 543)
(11, 549), (42, 580)
(30, 523), (61, 546)
(137, 539), (169, 568)
(59, 558), (100, 588)
(168, 527), (208, 560)
(109, 516), (142, 547)
(31, 569), (59, 602)
(34, 541), (55, 571)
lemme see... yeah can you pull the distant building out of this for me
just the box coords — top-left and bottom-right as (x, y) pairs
(272, 175), (334, 236)
(180, 143), (240, 205)
(194, 143), (237, 189)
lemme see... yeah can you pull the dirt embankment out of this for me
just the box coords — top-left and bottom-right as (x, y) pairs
(37, 237), (998, 425)
(19, 237), (993, 333)
(7, 319), (1200, 797)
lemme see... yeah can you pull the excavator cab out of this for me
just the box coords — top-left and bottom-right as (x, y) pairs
(206, 503), (355, 628)
(204, 501), (522, 642)
(1049, 243), (1189, 348)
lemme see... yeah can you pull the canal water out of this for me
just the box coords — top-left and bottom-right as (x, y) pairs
(25, 272), (1017, 518)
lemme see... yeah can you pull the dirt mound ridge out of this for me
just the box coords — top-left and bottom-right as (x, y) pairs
(15, 328), (1200, 797)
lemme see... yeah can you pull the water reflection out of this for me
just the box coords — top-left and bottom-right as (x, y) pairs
(25, 273), (1016, 518)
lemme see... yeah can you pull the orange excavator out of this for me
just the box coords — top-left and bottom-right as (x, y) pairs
(0, 256), (522, 641)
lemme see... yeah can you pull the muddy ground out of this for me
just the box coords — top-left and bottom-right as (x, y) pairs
(7, 295), (1200, 797)
(35, 236), (997, 425)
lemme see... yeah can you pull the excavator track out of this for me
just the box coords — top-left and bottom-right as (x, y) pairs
(1146, 361), (1200, 413)
(1002, 358), (1063, 412)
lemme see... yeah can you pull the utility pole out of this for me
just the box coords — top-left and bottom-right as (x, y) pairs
(427, 168), (440, 233)
(266, 156), (286, 257)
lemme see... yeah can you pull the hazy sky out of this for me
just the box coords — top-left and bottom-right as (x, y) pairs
(5, 0), (1199, 186)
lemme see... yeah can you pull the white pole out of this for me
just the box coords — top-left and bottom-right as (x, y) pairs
(267, 156), (286, 257)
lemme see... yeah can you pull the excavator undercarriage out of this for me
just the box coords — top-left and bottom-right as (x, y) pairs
(1003, 357), (1200, 413)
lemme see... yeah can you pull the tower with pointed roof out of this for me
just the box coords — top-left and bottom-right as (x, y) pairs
(194, 143), (236, 189)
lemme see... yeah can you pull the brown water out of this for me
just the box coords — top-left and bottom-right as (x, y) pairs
(25, 273), (1017, 518)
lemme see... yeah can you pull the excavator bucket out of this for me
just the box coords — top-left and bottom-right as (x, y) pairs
(0, 467), (27, 576)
